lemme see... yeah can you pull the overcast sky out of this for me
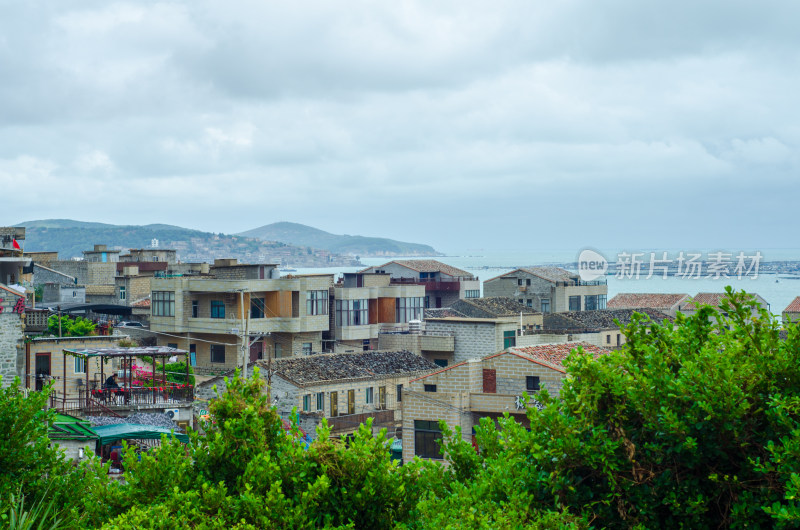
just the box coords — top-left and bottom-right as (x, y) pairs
(1, 1), (798, 253)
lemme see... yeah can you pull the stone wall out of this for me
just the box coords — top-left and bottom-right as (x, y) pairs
(33, 264), (77, 287)
(425, 320), (502, 363)
(0, 311), (24, 387)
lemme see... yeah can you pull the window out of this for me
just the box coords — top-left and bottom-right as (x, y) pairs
(606, 334), (611, 344)
(335, 299), (369, 326)
(414, 420), (443, 459)
(303, 394), (311, 412)
(465, 290), (480, 298)
(584, 295), (598, 311)
(275, 344), (282, 358)
(119, 286), (126, 301)
(191, 300), (198, 318)
(617, 334), (621, 346)
(152, 291), (175, 317)
(211, 300), (225, 319)
(599, 294), (607, 309)
(302, 342), (312, 355)
(527, 299), (533, 307)
(306, 290), (328, 315)
(433, 359), (448, 368)
(424, 384), (437, 393)
(250, 297), (265, 319)
(541, 299), (550, 313)
(211, 344), (226, 364)
(424, 296), (430, 308)
(569, 296), (581, 311)
(347, 389), (355, 414)
(74, 356), (85, 374)
(526, 279), (531, 286)
(366, 387), (374, 404)
(331, 392), (338, 417)
(526, 376), (540, 392)
(396, 384), (403, 403)
(378, 386), (386, 409)
(503, 330), (516, 349)
(316, 392), (324, 411)
(167, 343), (178, 349)
(396, 297), (424, 323)
(517, 279), (523, 286)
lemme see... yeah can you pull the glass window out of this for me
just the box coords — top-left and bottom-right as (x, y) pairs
(211, 300), (225, 318)
(191, 300), (198, 318)
(569, 296), (581, 311)
(306, 290), (329, 315)
(503, 330), (516, 349)
(152, 291), (175, 317)
(424, 384), (437, 393)
(434, 359), (448, 368)
(465, 290), (480, 298)
(251, 297), (265, 318)
(335, 299), (369, 327)
(316, 392), (324, 411)
(396, 297), (424, 323)
(302, 342), (312, 355)
(303, 394), (311, 412)
(541, 299), (550, 313)
(331, 392), (338, 417)
(598, 294), (607, 309)
(74, 356), (85, 374)
(526, 279), (531, 286)
(210, 344), (226, 364)
(584, 295), (598, 311)
(378, 386), (386, 409)
(526, 376), (540, 391)
(275, 343), (282, 358)
(119, 286), (126, 301)
(365, 387), (374, 404)
(347, 389), (355, 415)
(396, 384), (403, 403)
(414, 420), (443, 459)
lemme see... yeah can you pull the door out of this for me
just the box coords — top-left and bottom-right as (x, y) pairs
(189, 344), (197, 366)
(331, 392), (338, 417)
(435, 297), (442, 308)
(35, 353), (51, 391)
(347, 389), (355, 415)
(249, 341), (263, 362)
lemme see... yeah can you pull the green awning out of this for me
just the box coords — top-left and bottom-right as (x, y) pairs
(50, 414), (97, 441)
(92, 423), (189, 445)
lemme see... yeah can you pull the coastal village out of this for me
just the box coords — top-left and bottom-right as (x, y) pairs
(1, 224), (795, 466)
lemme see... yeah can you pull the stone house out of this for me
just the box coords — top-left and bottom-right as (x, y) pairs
(783, 297), (800, 324)
(196, 350), (438, 438)
(677, 292), (770, 323)
(359, 260), (480, 309)
(607, 293), (690, 318)
(483, 267), (608, 313)
(402, 342), (607, 463)
(0, 284), (26, 387)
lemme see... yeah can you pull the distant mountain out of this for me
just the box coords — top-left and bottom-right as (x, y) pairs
(16, 219), (361, 267)
(239, 222), (440, 257)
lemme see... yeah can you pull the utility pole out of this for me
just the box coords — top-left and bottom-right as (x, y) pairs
(239, 290), (247, 378)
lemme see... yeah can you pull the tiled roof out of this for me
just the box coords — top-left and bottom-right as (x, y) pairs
(452, 297), (541, 318)
(0, 284), (24, 297)
(424, 308), (464, 319)
(255, 350), (437, 385)
(510, 342), (608, 370)
(784, 296), (800, 313)
(543, 308), (671, 331)
(365, 260), (473, 279)
(485, 266), (577, 284)
(607, 293), (689, 310)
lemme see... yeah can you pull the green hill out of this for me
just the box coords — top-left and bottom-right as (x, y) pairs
(239, 222), (440, 257)
(16, 219), (361, 267)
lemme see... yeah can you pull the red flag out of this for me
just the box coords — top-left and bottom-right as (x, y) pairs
(12, 239), (21, 250)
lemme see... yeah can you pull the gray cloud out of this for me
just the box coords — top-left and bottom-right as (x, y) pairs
(1, 1), (797, 252)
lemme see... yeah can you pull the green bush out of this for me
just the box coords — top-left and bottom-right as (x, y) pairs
(46, 315), (96, 337)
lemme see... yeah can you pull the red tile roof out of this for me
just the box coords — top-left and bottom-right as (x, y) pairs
(510, 342), (608, 371)
(784, 296), (800, 313)
(363, 259), (473, 278)
(607, 293), (689, 310)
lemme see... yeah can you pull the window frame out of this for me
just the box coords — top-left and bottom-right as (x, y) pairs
(365, 386), (374, 404)
(316, 392), (324, 411)
(74, 356), (85, 374)
(119, 285), (126, 301)
(210, 300), (225, 319)
(152, 291), (175, 317)
(210, 344), (226, 364)
(305, 290), (329, 316)
(414, 420), (443, 459)
(526, 375), (540, 392)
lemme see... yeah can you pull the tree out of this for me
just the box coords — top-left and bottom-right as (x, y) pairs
(46, 314), (96, 337)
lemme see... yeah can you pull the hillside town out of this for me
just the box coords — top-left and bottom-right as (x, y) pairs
(2, 225), (795, 466)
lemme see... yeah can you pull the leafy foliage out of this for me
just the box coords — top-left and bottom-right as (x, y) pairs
(46, 315), (96, 337)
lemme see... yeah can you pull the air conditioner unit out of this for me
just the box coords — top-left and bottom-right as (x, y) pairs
(165, 408), (181, 421)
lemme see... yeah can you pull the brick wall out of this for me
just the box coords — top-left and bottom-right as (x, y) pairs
(425, 320), (501, 363)
(33, 264), (77, 287)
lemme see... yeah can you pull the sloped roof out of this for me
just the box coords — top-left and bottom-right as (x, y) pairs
(257, 350), (438, 385)
(0, 284), (24, 297)
(485, 266), (577, 284)
(363, 259), (472, 278)
(450, 297), (541, 318)
(511, 342), (608, 371)
(92, 423), (189, 445)
(784, 296), (800, 313)
(543, 308), (671, 331)
(85, 285), (116, 296)
(50, 414), (97, 440)
(607, 293), (689, 310)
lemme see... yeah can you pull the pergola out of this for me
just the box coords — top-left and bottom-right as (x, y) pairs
(62, 346), (190, 406)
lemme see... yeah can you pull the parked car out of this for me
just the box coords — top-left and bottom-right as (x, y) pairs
(118, 321), (144, 328)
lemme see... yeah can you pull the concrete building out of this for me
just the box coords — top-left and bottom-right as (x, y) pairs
(0, 226), (32, 293)
(402, 342), (607, 462)
(359, 260), (480, 309)
(149, 260), (334, 374)
(83, 244), (121, 263)
(607, 293), (690, 318)
(383, 298), (543, 367)
(42, 283), (86, 304)
(0, 284), (26, 387)
(120, 248), (178, 264)
(196, 350), (438, 438)
(483, 267), (607, 313)
(332, 272), (426, 352)
(783, 297), (800, 324)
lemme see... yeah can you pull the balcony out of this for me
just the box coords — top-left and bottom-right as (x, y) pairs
(389, 277), (475, 292)
(49, 384), (194, 415)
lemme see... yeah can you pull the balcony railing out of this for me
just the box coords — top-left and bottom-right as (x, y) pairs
(389, 277), (476, 292)
(49, 384), (194, 414)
